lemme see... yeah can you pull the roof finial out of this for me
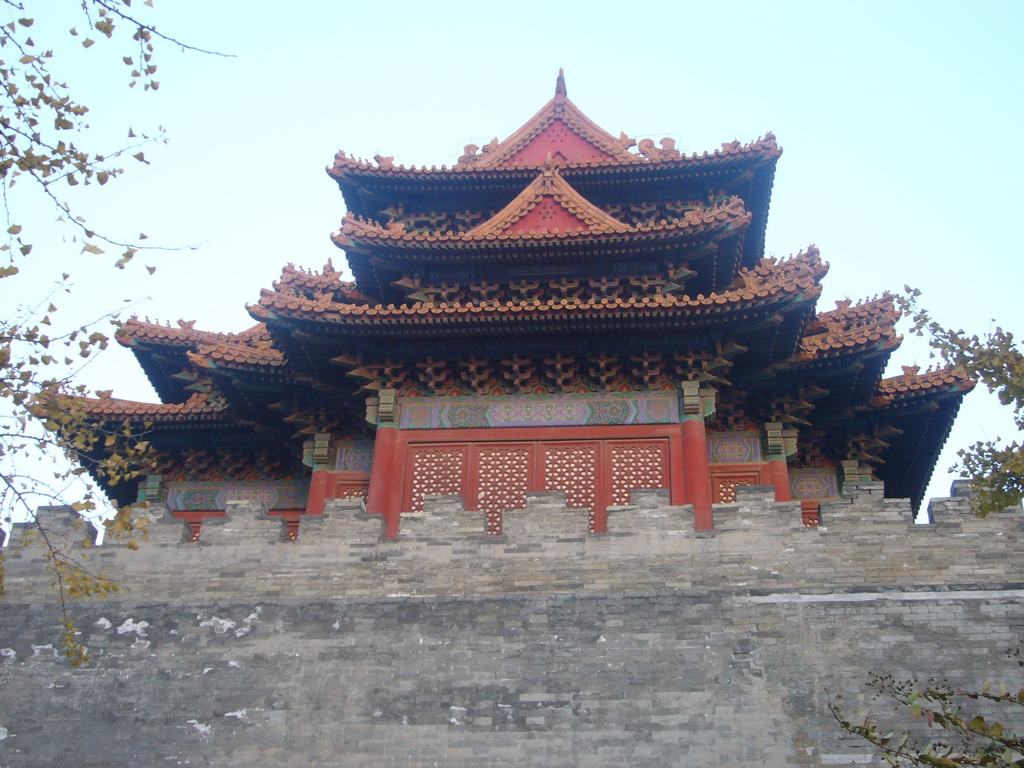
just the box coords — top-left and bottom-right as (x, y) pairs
(555, 68), (566, 97)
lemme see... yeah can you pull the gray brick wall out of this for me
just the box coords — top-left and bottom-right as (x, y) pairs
(0, 483), (1021, 767)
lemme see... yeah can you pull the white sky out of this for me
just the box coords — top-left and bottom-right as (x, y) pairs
(4, 0), (1022, 508)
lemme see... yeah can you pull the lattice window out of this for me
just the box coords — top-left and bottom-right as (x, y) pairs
(543, 444), (598, 530)
(408, 448), (465, 512)
(477, 446), (531, 535)
(609, 442), (666, 507)
(333, 483), (368, 500)
(717, 478), (752, 503)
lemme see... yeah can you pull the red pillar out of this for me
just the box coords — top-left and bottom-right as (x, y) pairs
(681, 417), (713, 530)
(766, 457), (792, 501)
(366, 424), (401, 538)
(304, 469), (331, 516)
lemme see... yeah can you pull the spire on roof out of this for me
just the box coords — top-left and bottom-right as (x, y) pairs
(455, 72), (640, 169)
(555, 68), (566, 97)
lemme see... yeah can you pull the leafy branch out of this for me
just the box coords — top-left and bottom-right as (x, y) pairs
(0, 0), (226, 663)
(831, 659), (1024, 767)
(897, 288), (1024, 515)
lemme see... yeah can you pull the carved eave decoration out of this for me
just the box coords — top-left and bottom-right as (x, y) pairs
(326, 73), (780, 182)
(249, 249), (825, 339)
(333, 190), (751, 255)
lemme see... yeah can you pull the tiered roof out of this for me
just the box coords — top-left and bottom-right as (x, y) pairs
(252, 249), (824, 338)
(73, 73), (972, 511)
(327, 73), (780, 270)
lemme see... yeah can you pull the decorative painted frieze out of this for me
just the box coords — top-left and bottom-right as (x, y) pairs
(334, 441), (375, 472)
(706, 432), (763, 463)
(166, 480), (309, 512)
(788, 468), (840, 500)
(398, 392), (679, 430)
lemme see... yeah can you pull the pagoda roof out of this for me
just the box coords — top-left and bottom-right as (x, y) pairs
(753, 293), (903, 430)
(274, 262), (372, 302)
(117, 318), (275, 403)
(328, 132), (781, 183)
(326, 73), (780, 268)
(77, 392), (231, 423)
(188, 339), (286, 373)
(875, 364), (975, 404)
(250, 248), (825, 339)
(455, 70), (640, 169)
(117, 317), (269, 350)
(796, 295), (902, 362)
(334, 187), (750, 253)
(327, 71), (779, 181)
(868, 365), (976, 510)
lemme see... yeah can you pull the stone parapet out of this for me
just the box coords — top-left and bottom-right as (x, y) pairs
(0, 481), (1022, 768)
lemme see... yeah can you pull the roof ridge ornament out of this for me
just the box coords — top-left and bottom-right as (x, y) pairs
(555, 68), (566, 97)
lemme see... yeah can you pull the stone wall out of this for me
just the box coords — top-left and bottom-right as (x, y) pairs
(0, 482), (1022, 767)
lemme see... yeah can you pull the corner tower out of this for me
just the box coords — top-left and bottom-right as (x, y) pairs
(79, 73), (973, 539)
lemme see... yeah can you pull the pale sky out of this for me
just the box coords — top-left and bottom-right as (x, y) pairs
(5, 0), (1022, 509)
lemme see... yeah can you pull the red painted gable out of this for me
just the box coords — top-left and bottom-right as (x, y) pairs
(506, 120), (616, 167)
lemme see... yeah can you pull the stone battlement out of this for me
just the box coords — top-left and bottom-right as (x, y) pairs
(5, 482), (1022, 600)
(1, 482), (1021, 768)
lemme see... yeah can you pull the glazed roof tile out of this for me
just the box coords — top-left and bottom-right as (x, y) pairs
(250, 248), (825, 334)
(876, 365), (976, 400)
(328, 73), (779, 180)
(797, 294), (902, 360)
(335, 185), (750, 249)
(464, 163), (629, 237)
(454, 70), (641, 169)
(118, 317), (270, 349)
(812, 294), (897, 329)
(328, 132), (780, 180)
(274, 262), (371, 302)
(78, 392), (230, 422)
(188, 338), (286, 371)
